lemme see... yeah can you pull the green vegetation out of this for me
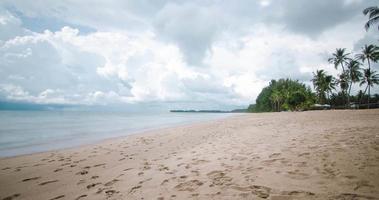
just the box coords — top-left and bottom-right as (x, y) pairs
(312, 69), (335, 105)
(248, 6), (379, 113)
(249, 79), (315, 112)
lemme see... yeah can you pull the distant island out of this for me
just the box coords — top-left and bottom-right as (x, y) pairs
(170, 109), (247, 113)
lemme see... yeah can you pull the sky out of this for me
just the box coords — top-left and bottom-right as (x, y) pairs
(0, 0), (378, 111)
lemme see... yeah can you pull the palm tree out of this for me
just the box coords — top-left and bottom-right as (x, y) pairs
(363, 6), (379, 31)
(312, 70), (327, 104)
(360, 69), (379, 108)
(328, 48), (350, 72)
(346, 60), (363, 106)
(270, 90), (282, 112)
(328, 48), (350, 106)
(312, 70), (336, 104)
(355, 44), (379, 71)
(357, 90), (365, 108)
(337, 72), (349, 107)
(324, 74), (336, 104)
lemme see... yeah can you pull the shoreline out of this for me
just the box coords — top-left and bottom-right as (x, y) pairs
(0, 112), (240, 159)
(0, 110), (378, 199)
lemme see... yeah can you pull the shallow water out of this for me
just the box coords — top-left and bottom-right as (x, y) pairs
(0, 111), (234, 157)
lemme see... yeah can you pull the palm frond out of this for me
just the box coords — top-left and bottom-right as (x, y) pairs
(363, 6), (378, 15)
(365, 15), (379, 30)
(369, 8), (379, 19)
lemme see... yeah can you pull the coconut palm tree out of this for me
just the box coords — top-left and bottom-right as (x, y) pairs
(328, 48), (350, 72)
(270, 90), (282, 112)
(363, 6), (379, 31)
(312, 70), (336, 105)
(360, 69), (379, 108)
(355, 44), (379, 71)
(312, 70), (327, 104)
(346, 60), (363, 106)
(324, 74), (336, 104)
(357, 90), (365, 107)
(328, 48), (350, 106)
(337, 72), (349, 107)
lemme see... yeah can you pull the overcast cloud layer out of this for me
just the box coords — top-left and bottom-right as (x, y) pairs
(0, 0), (378, 110)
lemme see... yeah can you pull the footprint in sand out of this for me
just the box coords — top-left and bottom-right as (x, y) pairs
(61, 163), (71, 167)
(261, 158), (285, 166)
(123, 168), (133, 171)
(160, 179), (169, 185)
(138, 178), (152, 185)
(280, 190), (315, 197)
(179, 175), (188, 179)
(129, 185), (142, 193)
(286, 170), (310, 180)
(22, 177), (41, 182)
(344, 175), (357, 179)
(174, 180), (203, 192)
(87, 182), (102, 189)
(191, 170), (200, 176)
(191, 193), (199, 197)
(298, 152), (310, 157)
(191, 159), (210, 165)
(231, 185), (272, 199)
(54, 168), (63, 172)
(158, 165), (170, 171)
(93, 163), (106, 168)
(334, 193), (376, 200)
(2, 193), (20, 200)
(74, 194), (87, 200)
(91, 175), (99, 179)
(354, 180), (374, 191)
(105, 189), (119, 198)
(269, 153), (281, 158)
(142, 161), (151, 170)
(39, 180), (59, 186)
(73, 159), (86, 164)
(207, 171), (232, 187)
(49, 195), (65, 200)
(76, 170), (89, 175)
(104, 179), (119, 186)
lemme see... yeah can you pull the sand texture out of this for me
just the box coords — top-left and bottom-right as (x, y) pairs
(1, 110), (379, 200)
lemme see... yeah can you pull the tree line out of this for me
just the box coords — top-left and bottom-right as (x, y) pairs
(248, 6), (379, 112)
(313, 46), (379, 109)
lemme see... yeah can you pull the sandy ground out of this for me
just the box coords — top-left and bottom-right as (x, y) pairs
(0, 110), (379, 200)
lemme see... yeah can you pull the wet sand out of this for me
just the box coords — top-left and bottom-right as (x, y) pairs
(0, 109), (379, 200)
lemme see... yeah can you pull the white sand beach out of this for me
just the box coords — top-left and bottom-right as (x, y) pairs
(1, 110), (379, 200)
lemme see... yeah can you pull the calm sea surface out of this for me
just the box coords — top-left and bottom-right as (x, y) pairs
(0, 111), (234, 157)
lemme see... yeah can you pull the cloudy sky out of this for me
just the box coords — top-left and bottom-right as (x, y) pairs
(0, 0), (378, 110)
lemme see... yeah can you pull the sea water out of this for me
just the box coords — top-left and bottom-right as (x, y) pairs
(0, 111), (234, 157)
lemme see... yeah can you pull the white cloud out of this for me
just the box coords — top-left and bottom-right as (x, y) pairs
(0, 1), (378, 109)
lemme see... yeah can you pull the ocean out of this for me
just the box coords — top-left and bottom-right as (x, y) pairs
(0, 111), (234, 157)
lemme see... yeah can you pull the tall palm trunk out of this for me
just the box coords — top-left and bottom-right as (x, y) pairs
(360, 85), (368, 108)
(368, 59), (371, 71)
(341, 62), (348, 108)
(347, 80), (352, 109)
(366, 60), (371, 109)
(327, 92), (330, 105)
(368, 85), (371, 109)
(347, 86), (351, 108)
(341, 62), (346, 72)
